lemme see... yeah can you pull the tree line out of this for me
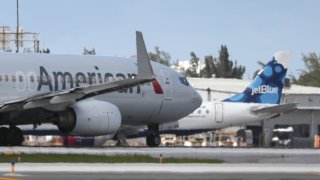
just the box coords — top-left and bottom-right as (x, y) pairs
(80, 46), (320, 87)
(291, 53), (320, 87)
(148, 46), (320, 87)
(149, 45), (246, 79)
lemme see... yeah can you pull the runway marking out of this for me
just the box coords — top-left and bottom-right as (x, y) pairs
(0, 178), (20, 180)
(2, 174), (26, 177)
(310, 173), (320, 176)
(2, 173), (28, 179)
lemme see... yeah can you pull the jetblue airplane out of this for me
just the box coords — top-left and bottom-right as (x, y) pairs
(130, 52), (297, 139)
(0, 32), (202, 147)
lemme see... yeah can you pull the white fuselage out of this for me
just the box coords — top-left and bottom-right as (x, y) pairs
(176, 101), (274, 130)
(0, 53), (202, 126)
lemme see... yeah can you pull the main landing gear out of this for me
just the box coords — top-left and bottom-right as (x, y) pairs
(115, 132), (129, 146)
(146, 124), (161, 147)
(0, 126), (24, 146)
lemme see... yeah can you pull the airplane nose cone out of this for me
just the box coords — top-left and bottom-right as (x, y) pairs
(192, 91), (202, 109)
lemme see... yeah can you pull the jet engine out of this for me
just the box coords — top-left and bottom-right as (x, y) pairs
(55, 99), (121, 136)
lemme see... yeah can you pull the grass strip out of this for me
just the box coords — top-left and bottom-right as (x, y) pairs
(0, 153), (223, 163)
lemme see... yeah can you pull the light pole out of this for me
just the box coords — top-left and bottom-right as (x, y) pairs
(16, 0), (19, 53)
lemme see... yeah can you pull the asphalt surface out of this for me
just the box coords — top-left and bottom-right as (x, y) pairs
(2, 172), (320, 180)
(1, 147), (320, 180)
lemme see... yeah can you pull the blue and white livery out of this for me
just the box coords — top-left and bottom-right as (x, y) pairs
(224, 52), (288, 104)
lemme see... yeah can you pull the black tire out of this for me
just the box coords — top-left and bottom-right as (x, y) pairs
(146, 135), (161, 147)
(146, 135), (153, 147)
(7, 127), (24, 146)
(0, 127), (9, 146)
(153, 135), (161, 147)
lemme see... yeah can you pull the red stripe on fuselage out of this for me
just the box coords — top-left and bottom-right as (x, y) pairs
(152, 79), (163, 94)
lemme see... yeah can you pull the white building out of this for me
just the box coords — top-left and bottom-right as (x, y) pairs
(171, 60), (206, 76)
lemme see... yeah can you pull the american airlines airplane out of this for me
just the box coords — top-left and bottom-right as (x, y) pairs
(0, 31), (202, 147)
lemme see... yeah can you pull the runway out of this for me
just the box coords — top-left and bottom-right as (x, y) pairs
(1, 163), (320, 180)
(1, 147), (320, 179)
(2, 172), (320, 180)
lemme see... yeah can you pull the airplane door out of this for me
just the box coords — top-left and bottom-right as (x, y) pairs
(161, 70), (172, 100)
(215, 103), (223, 123)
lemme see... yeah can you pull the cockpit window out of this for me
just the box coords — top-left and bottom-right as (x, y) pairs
(179, 77), (189, 86)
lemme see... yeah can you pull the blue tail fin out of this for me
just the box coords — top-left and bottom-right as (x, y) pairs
(223, 52), (288, 104)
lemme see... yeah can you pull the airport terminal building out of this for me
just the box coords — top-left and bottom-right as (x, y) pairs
(188, 78), (320, 148)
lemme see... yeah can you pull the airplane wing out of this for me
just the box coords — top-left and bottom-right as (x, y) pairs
(0, 31), (154, 113)
(250, 103), (298, 117)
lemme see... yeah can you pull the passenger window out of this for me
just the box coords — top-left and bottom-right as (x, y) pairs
(30, 76), (34, 82)
(12, 75), (16, 82)
(5, 75), (8, 82)
(198, 110), (201, 114)
(179, 77), (189, 86)
(206, 110), (209, 114)
(19, 75), (23, 82)
(0, 75), (2, 81)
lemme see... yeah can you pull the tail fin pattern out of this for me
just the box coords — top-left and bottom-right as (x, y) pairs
(223, 52), (288, 104)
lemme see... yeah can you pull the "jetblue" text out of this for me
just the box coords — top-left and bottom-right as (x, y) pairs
(251, 85), (278, 95)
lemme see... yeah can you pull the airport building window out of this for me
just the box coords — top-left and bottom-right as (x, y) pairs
(5, 75), (8, 82)
(0, 75), (2, 81)
(275, 124), (310, 138)
(294, 124), (310, 138)
(19, 75), (23, 82)
(12, 75), (16, 82)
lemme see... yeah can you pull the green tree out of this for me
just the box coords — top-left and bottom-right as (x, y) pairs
(41, 48), (50, 54)
(203, 45), (245, 79)
(292, 53), (320, 87)
(231, 60), (246, 79)
(148, 46), (171, 66)
(186, 52), (200, 77)
(202, 55), (215, 78)
(83, 47), (96, 55)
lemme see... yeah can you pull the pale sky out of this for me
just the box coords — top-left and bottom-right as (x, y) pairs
(1, 0), (320, 79)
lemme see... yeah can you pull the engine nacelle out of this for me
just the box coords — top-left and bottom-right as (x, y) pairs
(57, 99), (121, 136)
